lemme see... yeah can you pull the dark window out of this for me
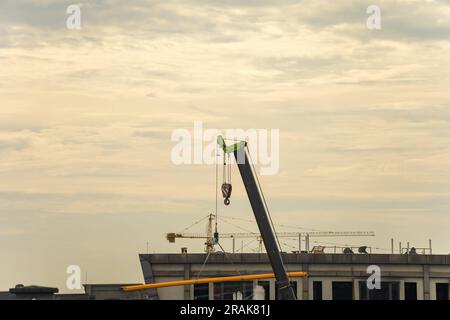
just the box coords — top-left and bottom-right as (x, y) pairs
(214, 281), (253, 300)
(275, 281), (297, 300)
(436, 283), (449, 300)
(404, 282), (417, 300)
(332, 281), (353, 300)
(257, 281), (270, 300)
(313, 281), (322, 300)
(359, 281), (400, 300)
(193, 283), (209, 300)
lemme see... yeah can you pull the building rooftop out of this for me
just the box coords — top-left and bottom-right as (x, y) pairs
(9, 284), (58, 294)
(140, 253), (450, 265)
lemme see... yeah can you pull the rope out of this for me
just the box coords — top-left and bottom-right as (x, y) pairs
(179, 214), (210, 233)
(220, 215), (329, 232)
(222, 149), (226, 183)
(235, 238), (258, 253)
(281, 237), (391, 252)
(215, 144), (218, 233)
(228, 153), (231, 184)
(196, 250), (212, 280)
(217, 242), (242, 277)
(218, 216), (258, 234)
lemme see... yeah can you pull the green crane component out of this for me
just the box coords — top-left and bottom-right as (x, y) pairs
(217, 136), (246, 154)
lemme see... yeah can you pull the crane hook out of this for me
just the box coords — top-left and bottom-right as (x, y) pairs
(221, 183), (232, 206)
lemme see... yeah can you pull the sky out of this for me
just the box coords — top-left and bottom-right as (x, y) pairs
(0, 0), (449, 293)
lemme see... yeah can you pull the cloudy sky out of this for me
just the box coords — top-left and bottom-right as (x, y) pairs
(0, 0), (449, 292)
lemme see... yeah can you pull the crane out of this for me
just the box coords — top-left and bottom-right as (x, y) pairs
(167, 214), (375, 253)
(215, 136), (297, 300)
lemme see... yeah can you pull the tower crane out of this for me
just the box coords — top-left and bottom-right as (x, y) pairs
(167, 214), (375, 253)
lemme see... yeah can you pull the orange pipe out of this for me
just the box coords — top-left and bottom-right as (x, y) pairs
(122, 272), (307, 292)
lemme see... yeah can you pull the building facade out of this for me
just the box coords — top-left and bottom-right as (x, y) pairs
(139, 253), (450, 300)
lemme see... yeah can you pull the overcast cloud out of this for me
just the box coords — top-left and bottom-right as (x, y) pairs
(0, 0), (449, 292)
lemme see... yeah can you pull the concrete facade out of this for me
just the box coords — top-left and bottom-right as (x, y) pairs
(140, 253), (450, 300)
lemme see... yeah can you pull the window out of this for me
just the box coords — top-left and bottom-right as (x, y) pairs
(275, 281), (297, 300)
(332, 281), (353, 300)
(214, 281), (253, 300)
(359, 281), (400, 300)
(404, 282), (417, 300)
(257, 281), (270, 300)
(313, 281), (322, 300)
(193, 283), (209, 300)
(436, 283), (449, 301)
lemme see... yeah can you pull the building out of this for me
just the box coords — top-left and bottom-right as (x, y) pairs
(139, 253), (450, 300)
(0, 284), (150, 300)
(0, 285), (61, 300)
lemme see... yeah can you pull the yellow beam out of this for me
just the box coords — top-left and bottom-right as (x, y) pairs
(122, 272), (307, 292)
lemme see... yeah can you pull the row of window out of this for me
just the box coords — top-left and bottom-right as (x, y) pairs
(193, 281), (287, 300)
(193, 281), (449, 300)
(313, 281), (449, 300)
